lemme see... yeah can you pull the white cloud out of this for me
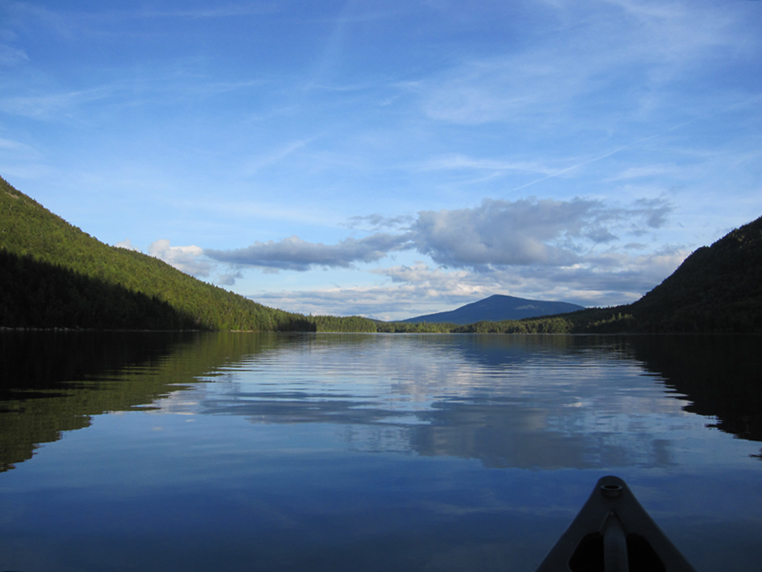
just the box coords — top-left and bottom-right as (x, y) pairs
(148, 239), (213, 277)
(412, 197), (672, 268)
(114, 239), (140, 251)
(413, 199), (589, 267)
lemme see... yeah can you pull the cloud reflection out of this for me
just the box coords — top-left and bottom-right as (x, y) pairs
(194, 335), (723, 470)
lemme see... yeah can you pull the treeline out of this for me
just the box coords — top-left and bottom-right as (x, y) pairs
(314, 317), (573, 334)
(314, 314), (633, 334)
(311, 315), (378, 332)
(374, 319), (573, 333)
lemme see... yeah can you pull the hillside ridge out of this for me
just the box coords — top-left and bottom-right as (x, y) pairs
(0, 176), (314, 331)
(628, 214), (762, 331)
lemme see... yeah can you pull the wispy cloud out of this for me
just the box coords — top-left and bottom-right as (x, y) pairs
(243, 139), (313, 175)
(0, 44), (28, 66)
(407, 0), (753, 129)
(604, 164), (679, 182)
(508, 133), (666, 192)
(0, 136), (47, 179)
(343, 214), (415, 231)
(130, 5), (279, 19)
(205, 233), (413, 271)
(419, 154), (557, 175)
(0, 87), (114, 121)
(5, 2), (279, 31)
(0, 137), (36, 154)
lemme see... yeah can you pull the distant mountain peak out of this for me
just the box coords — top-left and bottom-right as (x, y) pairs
(402, 294), (584, 325)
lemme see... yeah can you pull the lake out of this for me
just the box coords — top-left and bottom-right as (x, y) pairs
(1, 331), (761, 571)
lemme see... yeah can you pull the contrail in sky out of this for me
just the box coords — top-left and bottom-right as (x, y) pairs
(510, 93), (762, 193)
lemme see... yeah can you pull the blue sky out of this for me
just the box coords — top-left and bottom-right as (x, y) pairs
(1, 0), (761, 320)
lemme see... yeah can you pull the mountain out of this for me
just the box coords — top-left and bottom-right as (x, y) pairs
(627, 214), (762, 332)
(402, 294), (585, 325)
(0, 176), (314, 331)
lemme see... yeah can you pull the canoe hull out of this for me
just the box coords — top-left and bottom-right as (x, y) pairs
(534, 476), (697, 572)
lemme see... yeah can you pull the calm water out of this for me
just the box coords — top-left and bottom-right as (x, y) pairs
(1, 332), (761, 571)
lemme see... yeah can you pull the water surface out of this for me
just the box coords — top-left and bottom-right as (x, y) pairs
(1, 332), (760, 571)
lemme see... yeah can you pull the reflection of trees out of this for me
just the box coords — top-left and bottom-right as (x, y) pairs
(626, 335), (762, 444)
(2, 331), (192, 400)
(0, 332), (292, 472)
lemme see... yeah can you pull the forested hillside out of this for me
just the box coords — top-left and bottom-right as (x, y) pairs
(629, 215), (762, 332)
(1, 177), (314, 331)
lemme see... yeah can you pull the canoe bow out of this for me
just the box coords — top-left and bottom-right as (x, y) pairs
(534, 476), (697, 572)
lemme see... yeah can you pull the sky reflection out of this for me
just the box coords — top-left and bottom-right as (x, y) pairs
(183, 334), (756, 471)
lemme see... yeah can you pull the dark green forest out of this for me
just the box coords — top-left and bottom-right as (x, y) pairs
(3, 175), (762, 333)
(1, 177), (314, 331)
(627, 216), (762, 333)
